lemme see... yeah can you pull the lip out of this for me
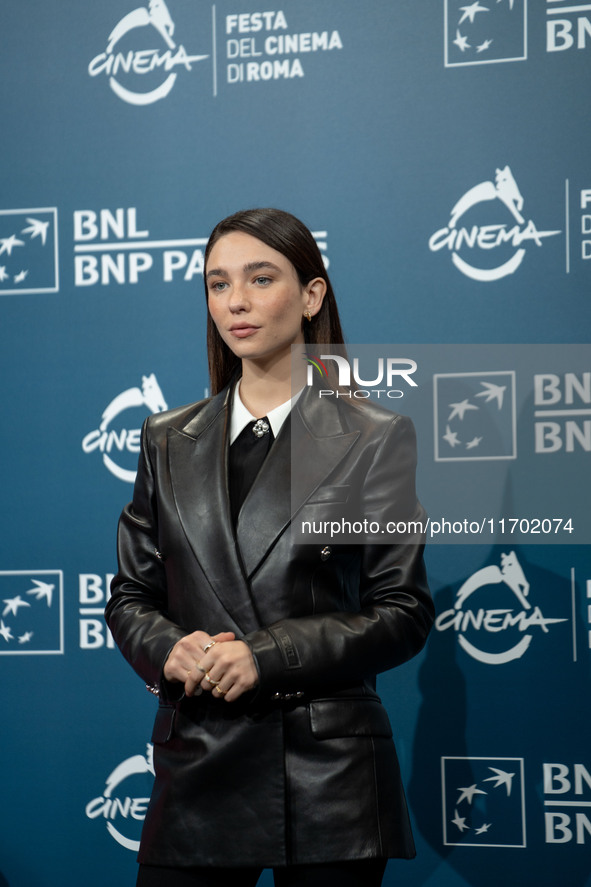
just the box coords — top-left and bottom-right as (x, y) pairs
(229, 324), (260, 338)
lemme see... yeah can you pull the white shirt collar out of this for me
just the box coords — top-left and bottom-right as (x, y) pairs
(229, 382), (301, 444)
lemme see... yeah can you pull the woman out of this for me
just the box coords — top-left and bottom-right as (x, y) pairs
(106, 208), (434, 887)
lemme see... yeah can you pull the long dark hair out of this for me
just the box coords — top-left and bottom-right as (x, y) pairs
(204, 208), (345, 395)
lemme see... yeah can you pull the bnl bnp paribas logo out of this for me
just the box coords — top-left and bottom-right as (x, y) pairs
(429, 166), (560, 282)
(444, 0), (527, 66)
(88, 0), (209, 105)
(82, 374), (168, 483)
(434, 370), (516, 461)
(442, 757), (526, 847)
(0, 571), (64, 655)
(445, 1), (591, 64)
(0, 209), (59, 296)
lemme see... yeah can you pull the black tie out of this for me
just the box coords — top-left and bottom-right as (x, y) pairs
(229, 417), (274, 525)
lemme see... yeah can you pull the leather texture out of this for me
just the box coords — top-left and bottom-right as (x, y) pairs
(105, 383), (434, 867)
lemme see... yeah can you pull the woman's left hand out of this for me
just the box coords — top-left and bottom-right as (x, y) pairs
(195, 639), (259, 702)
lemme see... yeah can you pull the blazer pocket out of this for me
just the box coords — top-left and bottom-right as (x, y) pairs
(309, 698), (393, 740)
(306, 485), (351, 505)
(151, 704), (176, 744)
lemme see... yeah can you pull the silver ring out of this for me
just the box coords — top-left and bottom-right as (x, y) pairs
(195, 662), (206, 674)
(203, 641), (217, 654)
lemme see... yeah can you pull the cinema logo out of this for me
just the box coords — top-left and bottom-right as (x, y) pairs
(435, 552), (567, 664)
(429, 166), (561, 281)
(305, 353), (418, 400)
(86, 745), (155, 851)
(82, 374), (167, 483)
(88, 0), (208, 105)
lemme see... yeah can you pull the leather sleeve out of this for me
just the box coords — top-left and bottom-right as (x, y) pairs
(105, 417), (187, 700)
(242, 414), (434, 694)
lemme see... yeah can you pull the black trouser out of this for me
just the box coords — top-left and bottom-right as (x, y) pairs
(137, 859), (387, 887)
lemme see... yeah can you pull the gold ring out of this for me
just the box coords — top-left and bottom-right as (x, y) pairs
(216, 686), (228, 696)
(186, 669), (192, 677)
(203, 641), (217, 653)
(205, 672), (219, 686)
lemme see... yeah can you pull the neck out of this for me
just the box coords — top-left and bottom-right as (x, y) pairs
(239, 347), (307, 417)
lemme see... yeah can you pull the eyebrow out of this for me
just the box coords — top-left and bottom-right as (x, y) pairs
(206, 260), (281, 280)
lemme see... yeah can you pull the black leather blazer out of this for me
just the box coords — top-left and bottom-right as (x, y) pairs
(106, 383), (434, 868)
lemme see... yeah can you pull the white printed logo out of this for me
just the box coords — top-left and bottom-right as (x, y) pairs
(82, 374), (167, 483)
(442, 757), (526, 847)
(429, 166), (560, 281)
(435, 552), (567, 664)
(89, 0), (208, 105)
(0, 208), (59, 296)
(444, 0), (527, 66)
(0, 570), (64, 655)
(73, 207), (329, 287)
(86, 745), (155, 851)
(434, 370), (516, 461)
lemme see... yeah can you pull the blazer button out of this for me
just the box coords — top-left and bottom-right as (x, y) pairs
(320, 546), (332, 561)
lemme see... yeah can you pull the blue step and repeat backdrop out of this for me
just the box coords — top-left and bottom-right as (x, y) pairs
(1, 2), (590, 885)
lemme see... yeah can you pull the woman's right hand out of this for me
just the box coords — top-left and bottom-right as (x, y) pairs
(163, 630), (236, 695)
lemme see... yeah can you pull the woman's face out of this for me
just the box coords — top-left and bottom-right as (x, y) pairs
(206, 231), (310, 366)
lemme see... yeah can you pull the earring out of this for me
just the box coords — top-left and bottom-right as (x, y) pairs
(304, 310), (312, 322)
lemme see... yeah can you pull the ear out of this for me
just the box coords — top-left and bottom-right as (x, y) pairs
(303, 277), (327, 317)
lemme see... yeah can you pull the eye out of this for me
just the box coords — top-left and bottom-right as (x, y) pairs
(254, 275), (272, 286)
(208, 280), (227, 292)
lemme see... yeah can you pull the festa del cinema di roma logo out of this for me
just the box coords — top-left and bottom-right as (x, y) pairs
(435, 551), (566, 664)
(82, 374), (167, 483)
(88, 0), (208, 105)
(86, 745), (155, 851)
(429, 166), (561, 281)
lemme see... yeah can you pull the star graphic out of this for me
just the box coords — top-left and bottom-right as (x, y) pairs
(459, 2), (489, 25)
(443, 424), (461, 447)
(483, 767), (515, 796)
(26, 579), (54, 606)
(451, 809), (470, 832)
(457, 784), (487, 804)
(0, 234), (25, 256)
(2, 595), (31, 617)
(475, 823), (492, 834)
(14, 269), (28, 283)
(448, 399), (479, 421)
(453, 29), (471, 52)
(466, 436), (483, 449)
(0, 266), (8, 282)
(21, 217), (50, 245)
(475, 381), (506, 409)
(477, 39), (493, 52)
(0, 619), (14, 642)
(18, 631), (34, 644)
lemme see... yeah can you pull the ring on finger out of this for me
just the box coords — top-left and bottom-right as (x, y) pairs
(205, 672), (219, 686)
(194, 661), (206, 674)
(216, 686), (228, 696)
(203, 641), (217, 654)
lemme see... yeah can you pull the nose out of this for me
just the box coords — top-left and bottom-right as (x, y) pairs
(228, 282), (249, 313)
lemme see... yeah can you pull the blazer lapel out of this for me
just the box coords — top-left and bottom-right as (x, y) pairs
(167, 387), (262, 634)
(237, 389), (360, 579)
